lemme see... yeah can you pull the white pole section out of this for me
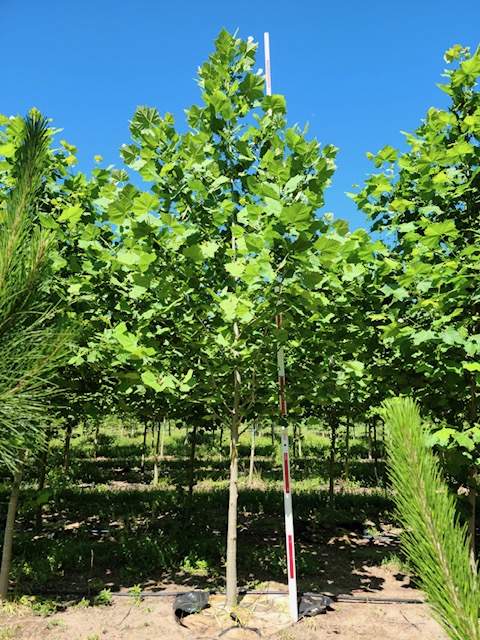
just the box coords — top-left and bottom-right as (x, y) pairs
(281, 427), (298, 622)
(264, 32), (272, 97)
(265, 31), (298, 623)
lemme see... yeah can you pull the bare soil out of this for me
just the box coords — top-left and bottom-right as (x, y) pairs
(0, 564), (446, 640)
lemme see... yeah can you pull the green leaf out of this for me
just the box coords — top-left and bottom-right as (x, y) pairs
(141, 371), (163, 392)
(219, 295), (238, 320)
(116, 250), (140, 266)
(440, 327), (464, 346)
(132, 193), (159, 216)
(262, 94), (287, 114)
(0, 142), (16, 158)
(58, 204), (83, 223)
(333, 219), (349, 236)
(138, 252), (156, 272)
(38, 214), (59, 230)
(279, 202), (312, 231)
(201, 241), (219, 258)
(131, 106), (161, 133)
(225, 261), (245, 277)
(463, 362), (480, 372)
(412, 330), (438, 346)
(373, 145), (398, 167)
(424, 220), (458, 239)
(264, 196), (282, 215)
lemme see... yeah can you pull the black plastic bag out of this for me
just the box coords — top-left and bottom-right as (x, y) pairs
(174, 590), (210, 620)
(298, 594), (333, 618)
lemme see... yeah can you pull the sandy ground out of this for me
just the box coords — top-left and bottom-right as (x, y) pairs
(0, 568), (446, 640)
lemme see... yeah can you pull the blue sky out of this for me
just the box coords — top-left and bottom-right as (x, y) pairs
(2, 0), (479, 229)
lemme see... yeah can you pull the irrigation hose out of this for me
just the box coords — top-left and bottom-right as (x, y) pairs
(27, 588), (426, 605)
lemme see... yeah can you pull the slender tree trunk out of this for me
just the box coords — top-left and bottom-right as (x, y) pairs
(63, 421), (73, 473)
(329, 415), (337, 527)
(344, 412), (350, 482)
(271, 420), (275, 447)
(35, 443), (49, 532)
(219, 424), (224, 458)
(468, 375), (478, 557)
(226, 367), (241, 609)
(293, 422), (298, 459)
(0, 455), (24, 599)
(373, 420), (379, 485)
(93, 419), (100, 459)
(153, 418), (162, 486)
(367, 420), (373, 461)
(160, 417), (166, 459)
(248, 421), (256, 485)
(297, 424), (303, 459)
(141, 420), (148, 476)
(186, 423), (197, 518)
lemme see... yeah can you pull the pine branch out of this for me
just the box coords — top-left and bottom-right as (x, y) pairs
(382, 397), (480, 640)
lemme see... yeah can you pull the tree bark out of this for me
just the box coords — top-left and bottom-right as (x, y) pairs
(93, 419), (100, 459)
(35, 443), (49, 532)
(226, 367), (241, 609)
(468, 374), (478, 557)
(248, 421), (256, 485)
(160, 417), (166, 459)
(141, 420), (148, 476)
(0, 456), (24, 599)
(344, 412), (350, 482)
(328, 414), (337, 527)
(373, 420), (379, 485)
(186, 423), (197, 518)
(153, 418), (162, 486)
(63, 420), (73, 473)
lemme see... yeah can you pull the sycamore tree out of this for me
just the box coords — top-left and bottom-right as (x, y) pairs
(352, 45), (480, 541)
(93, 30), (338, 606)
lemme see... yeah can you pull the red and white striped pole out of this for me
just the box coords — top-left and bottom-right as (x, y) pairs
(265, 32), (298, 623)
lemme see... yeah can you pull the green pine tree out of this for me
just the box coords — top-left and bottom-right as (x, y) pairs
(0, 112), (72, 598)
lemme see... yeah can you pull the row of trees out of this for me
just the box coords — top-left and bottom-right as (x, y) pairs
(0, 33), (479, 605)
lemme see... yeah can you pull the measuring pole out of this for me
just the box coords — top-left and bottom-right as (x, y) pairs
(264, 31), (298, 623)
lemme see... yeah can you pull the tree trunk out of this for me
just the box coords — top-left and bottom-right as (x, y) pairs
(0, 456), (24, 599)
(160, 417), (166, 459)
(63, 421), (73, 473)
(373, 420), (379, 485)
(248, 421), (256, 485)
(35, 443), (49, 532)
(93, 420), (100, 459)
(328, 415), (337, 527)
(226, 368), (241, 609)
(293, 422), (298, 460)
(186, 423), (197, 518)
(141, 420), (148, 476)
(367, 419), (373, 461)
(219, 424), (224, 458)
(344, 413), (350, 482)
(152, 418), (162, 486)
(468, 375), (478, 557)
